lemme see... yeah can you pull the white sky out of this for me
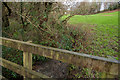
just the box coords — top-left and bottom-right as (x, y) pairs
(2, 0), (119, 2)
(63, 1), (109, 11)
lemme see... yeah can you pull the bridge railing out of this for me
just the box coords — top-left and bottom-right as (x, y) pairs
(0, 37), (119, 79)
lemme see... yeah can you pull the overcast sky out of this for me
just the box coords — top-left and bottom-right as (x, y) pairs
(63, 1), (105, 11)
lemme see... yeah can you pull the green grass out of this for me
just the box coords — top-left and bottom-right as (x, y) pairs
(90, 25), (118, 58)
(64, 11), (119, 59)
(63, 11), (118, 25)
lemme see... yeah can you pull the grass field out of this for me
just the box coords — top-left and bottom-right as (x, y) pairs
(64, 11), (118, 25)
(64, 11), (119, 60)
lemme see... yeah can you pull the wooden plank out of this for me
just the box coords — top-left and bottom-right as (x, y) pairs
(23, 52), (32, 70)
(23, 52), (32, 80)
(0, 57), (49, 78)
(23, 52), (28, 68)
(0, 37), (120, 77)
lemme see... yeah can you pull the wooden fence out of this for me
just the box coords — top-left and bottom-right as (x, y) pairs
(0, 37), (119, 79)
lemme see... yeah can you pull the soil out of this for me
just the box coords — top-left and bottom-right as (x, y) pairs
(102, 15), (114, 16)
(102, 9), (119, 13)
(101, 9), (119, 16)
(32, 58), (69, 78)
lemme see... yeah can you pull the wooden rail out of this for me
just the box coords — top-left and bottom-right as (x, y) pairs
(0, 58), (49, 79)
(0, 37), (120, 78)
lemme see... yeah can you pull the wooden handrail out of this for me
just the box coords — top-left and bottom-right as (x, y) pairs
(0, 58), (49, 79)
(0, 37), (120, 77)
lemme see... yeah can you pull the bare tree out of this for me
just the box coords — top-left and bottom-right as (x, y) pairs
(2, 2), (11, 27)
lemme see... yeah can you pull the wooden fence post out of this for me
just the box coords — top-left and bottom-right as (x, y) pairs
(23, 52), (32, 79)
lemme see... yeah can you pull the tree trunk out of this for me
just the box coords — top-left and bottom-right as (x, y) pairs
(2, 2), (11, 27)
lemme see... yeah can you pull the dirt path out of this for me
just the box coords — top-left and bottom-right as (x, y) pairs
(100, 9), (118, 16)
(33, 58), (69, 78)
(102, 9), (119, 13)
(102, 15), (114, 16)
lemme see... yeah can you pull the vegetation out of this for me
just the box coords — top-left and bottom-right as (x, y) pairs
(65, 11), (119, 78)
(2, 2), (119, 79)
(63, 11), (119, 59)
(2, 2), (88, 79)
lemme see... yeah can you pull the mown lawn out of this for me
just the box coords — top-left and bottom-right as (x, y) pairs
(64, 11), (119, 60)
(64, 11), (118, 25)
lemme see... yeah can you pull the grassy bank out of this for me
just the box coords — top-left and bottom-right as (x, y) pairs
(64, 11), (119, 59)
(64, 11), (118, 25)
